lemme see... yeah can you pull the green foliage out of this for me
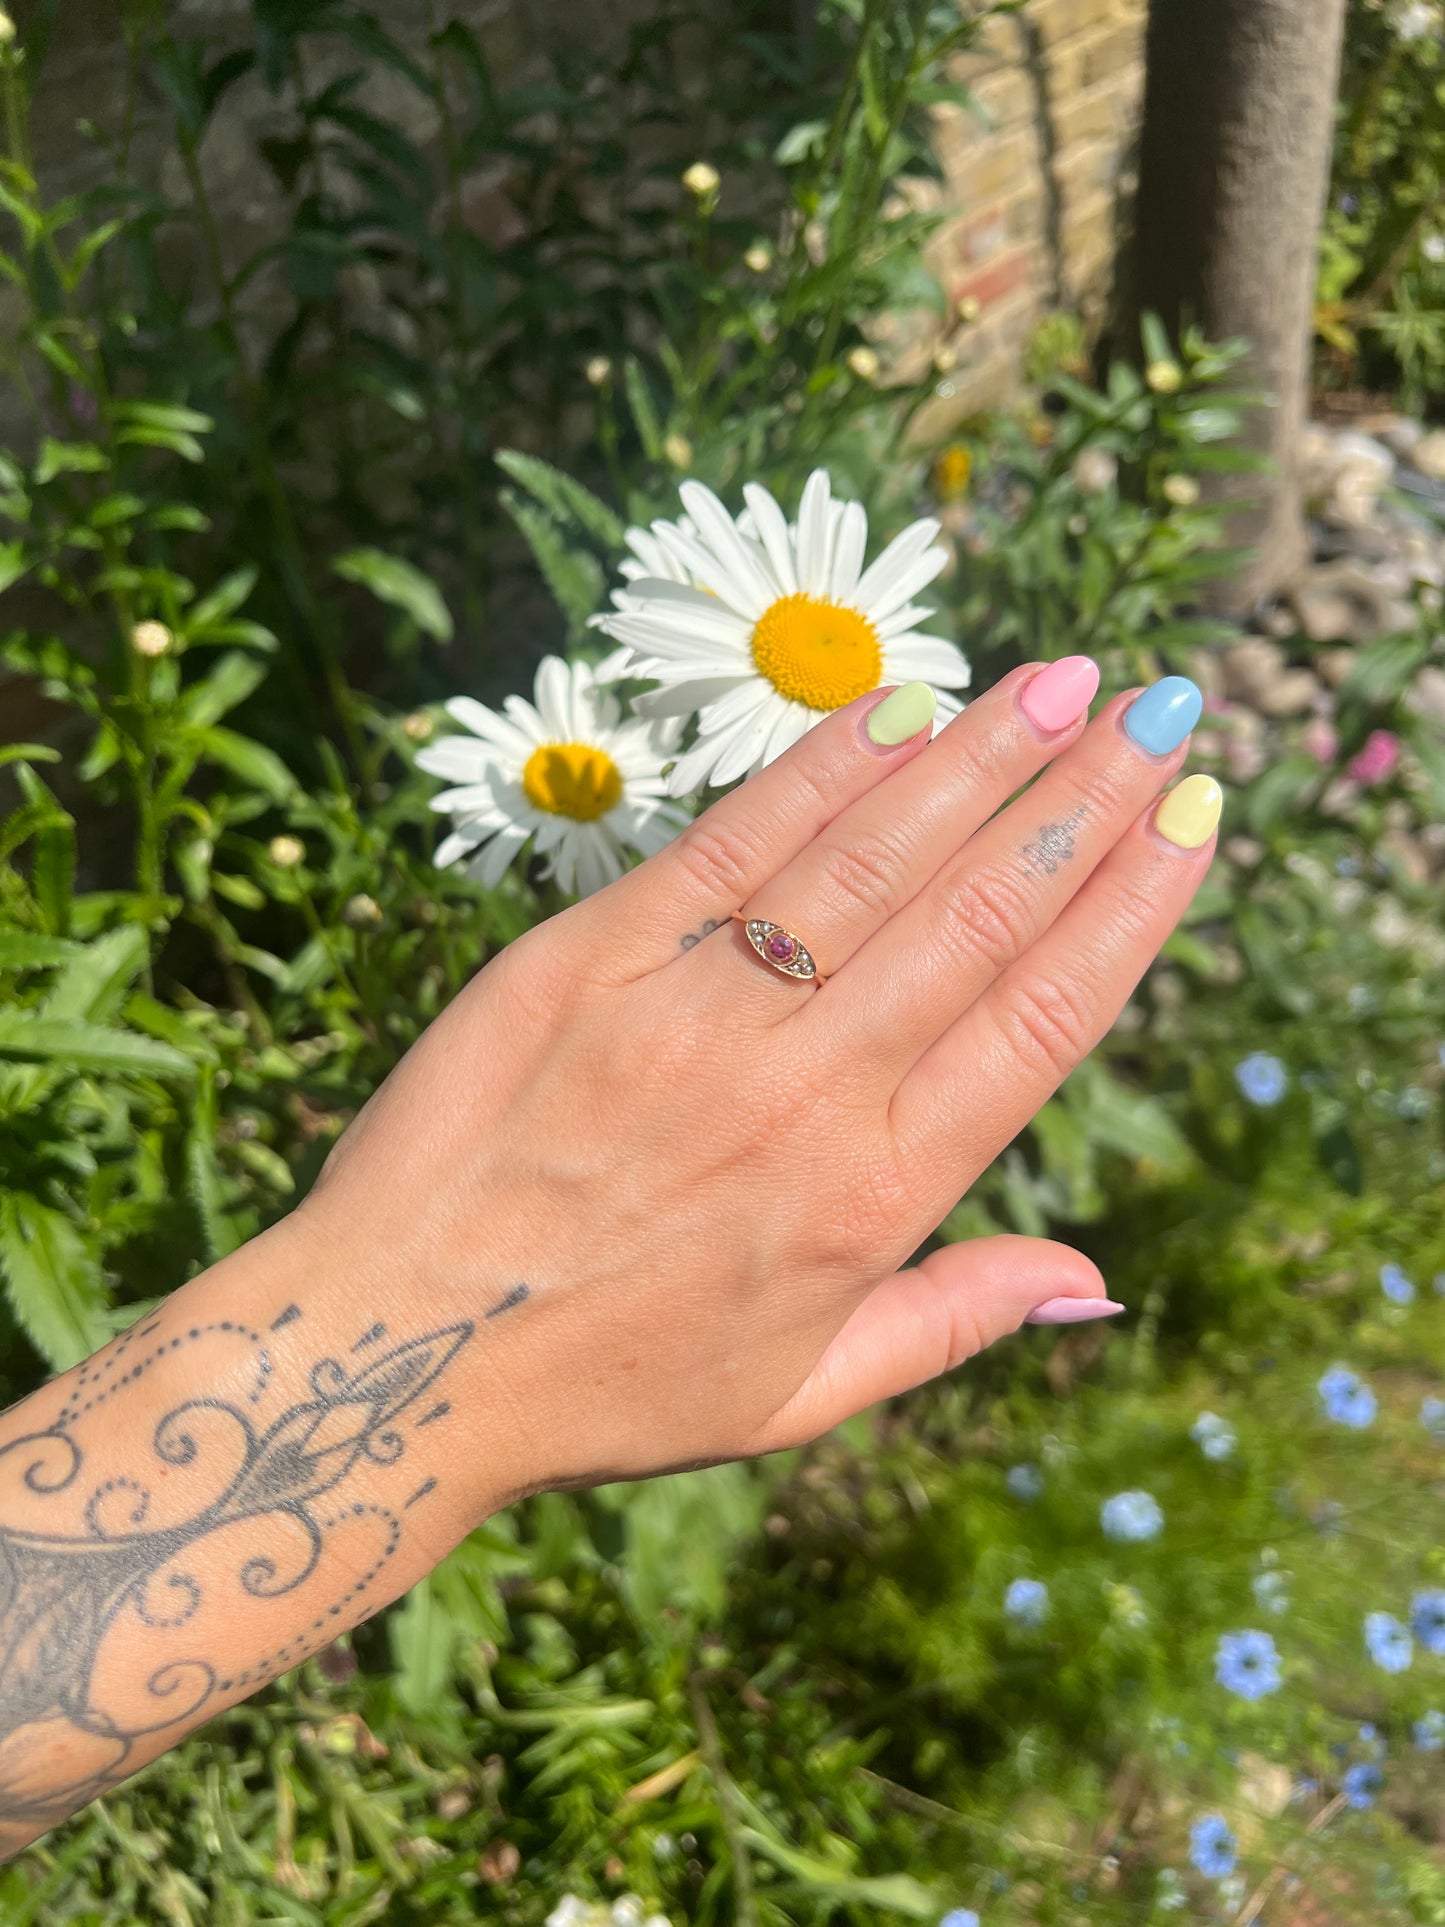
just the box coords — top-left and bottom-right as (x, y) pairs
(1320, 0), (1445, 405)
(2, 3), (1445, 1921)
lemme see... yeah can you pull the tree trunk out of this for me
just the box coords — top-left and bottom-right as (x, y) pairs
(1131, 0), (1349, 614)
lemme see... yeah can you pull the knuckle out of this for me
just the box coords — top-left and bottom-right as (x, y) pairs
(936, 863), (1034, 971)
(816, 830), (907, 921)
(673, 817), (767, 903)
(997, 969), (1095, 1079)
(818, 1153), (910, 1275)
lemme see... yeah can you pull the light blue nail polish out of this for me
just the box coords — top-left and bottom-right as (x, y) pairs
(1124, 676), (1202, 756)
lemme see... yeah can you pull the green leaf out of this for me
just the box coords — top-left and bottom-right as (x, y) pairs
(186, 1070), (241, 1261)
(391, 1575), (456, 1718)
(0, 1009), (194, 1078)
(186, 565), (259, 632)
(1066, 1058), (1192, 1169)
(34, 437), (109, 484)
(0, 1194), (110, 1369)
(333, 548), (453, 643)
(0, 931), (80, 971)
(499, 490), (605, 635)
(623, 357), (663, 460)
(193, 726), (299, 804)
(617, 1464), (766, 1632)
(494, 450), (625, 547)
(0, 543), (29, 596)
(43, 924), (150, 1023)
(179, 651), (269, 727)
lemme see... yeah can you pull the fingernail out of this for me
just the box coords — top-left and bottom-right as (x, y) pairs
(866, 681), (937, 747)
(1019, 655), (1100, 733)
(1025, 1296), (1126, 1325)
(1123, 675), (1202, 756)
(1154, 773), (1223, 850)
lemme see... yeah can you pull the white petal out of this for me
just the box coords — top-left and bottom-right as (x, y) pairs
(652, 523), (762, 619)
(852, 519), (942, 616)
(828, 500), (869, 604)
(696, 678), (778, 735)
(590, 644), (635, 683)
(678, 481), (778, 619)
(630, 674), (754, 719)
(435, 826), (485, 868)
(666, 719), (749, 796)
(533, 656), (576, 737)
(709, 699), (785, 785)
(444, 696), (542, 762)
(414, 737), (493, 782)
(759, 698), (814, 766)
(499, 693), (553, 749)
(795, 470), (834, 596)
(933, 688), (967, 732)
(599, 600), (754, 653)
(742, 482), (799, 596)
(428, 782), (500, 814)
(881, 634), (973, 687)
(472, 821), (531, 889)
(866, 550), (950, 625)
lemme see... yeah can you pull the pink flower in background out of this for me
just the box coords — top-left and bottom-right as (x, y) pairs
(1302, 717), (1339, 766)
(1348, 729), (1401, 786)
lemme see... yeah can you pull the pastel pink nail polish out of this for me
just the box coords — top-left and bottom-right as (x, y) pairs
(1019, 655), (1100, 734)
(1024, 1295), (1125, 1326)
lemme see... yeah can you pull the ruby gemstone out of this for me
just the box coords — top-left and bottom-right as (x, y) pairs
(765, 931), (798, 963)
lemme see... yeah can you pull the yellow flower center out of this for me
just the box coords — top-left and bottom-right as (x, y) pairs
(521, 742), (624, 821)
(750, 593), (882, 711)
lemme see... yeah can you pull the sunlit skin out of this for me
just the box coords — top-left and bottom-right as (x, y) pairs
(0, 662), (1215, 1858)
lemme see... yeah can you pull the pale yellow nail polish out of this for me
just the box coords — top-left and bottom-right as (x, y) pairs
(866, 681), (936, 747)
(1154, 773), (1222, 850)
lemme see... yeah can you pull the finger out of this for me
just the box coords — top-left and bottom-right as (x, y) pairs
(697, 656), (1100, 1011)
(753, 1236), (1115, 1450)
(890, 774), (1221, 1209)
(561, 681), (942, 980)
(805, 676), (1202, 1080)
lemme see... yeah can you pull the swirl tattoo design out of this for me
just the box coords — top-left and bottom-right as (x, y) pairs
(0, 1308), (475, 1842)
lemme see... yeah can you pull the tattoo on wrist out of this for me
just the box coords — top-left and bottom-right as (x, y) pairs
(678, 917), (723, 951)
(0, 1298), (494, 1848)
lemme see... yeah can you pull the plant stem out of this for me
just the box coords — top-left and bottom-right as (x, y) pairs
(688, 1672), (758, 1927)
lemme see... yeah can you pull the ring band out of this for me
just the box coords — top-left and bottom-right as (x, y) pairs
(732, 912), (828, 985)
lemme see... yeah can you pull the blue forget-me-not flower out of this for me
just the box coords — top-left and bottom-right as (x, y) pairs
(1235, 1053), (1287, 1105)
(1364, 1611), (1413, 1673)
(1004, 1578), (1050, 1627)
(1101, 1490), (1164, 1542)
(1215, 1629), (1282, 1700)
(1188, 1815), (1237, 1879)
(1318, 1364), (1377, 1428)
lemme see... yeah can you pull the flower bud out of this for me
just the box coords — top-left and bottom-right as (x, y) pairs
(957, 295), (982, 324)
(1161, 472), (1200, 507)
(846, 345), (880, 382)
(0, 11), (15, 46)
(743, 242), (772, 273)
(402, 709), (435, 742)
(662, 432), (693, 468)
(130, 619), (173, 658)
(681, 161), (720, 198)
(1071, 446), (1118, 496)
(584, 354), (612, 387)
(343, 892), (384, 929)
(1146, 359), (1183, 394)
(268, 834), (305, 868)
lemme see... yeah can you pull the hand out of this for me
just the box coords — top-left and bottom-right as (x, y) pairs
(299, 661), (1216, 1507)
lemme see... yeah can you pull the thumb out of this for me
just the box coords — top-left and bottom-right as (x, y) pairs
(756, 1236), (1120, 1452)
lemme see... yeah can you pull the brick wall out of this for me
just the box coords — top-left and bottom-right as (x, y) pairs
(9, 0), (1148, 429)
(905, 0), (1149, 435)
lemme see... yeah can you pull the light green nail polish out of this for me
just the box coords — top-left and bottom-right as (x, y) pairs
(866, 681), (936, 746)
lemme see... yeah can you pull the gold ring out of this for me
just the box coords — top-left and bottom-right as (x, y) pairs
(731, 912), (827, 985)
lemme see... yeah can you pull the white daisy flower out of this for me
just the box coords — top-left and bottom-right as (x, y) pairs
(416, 655), (690, 897)
(594, 469), (970, 794)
